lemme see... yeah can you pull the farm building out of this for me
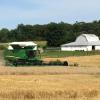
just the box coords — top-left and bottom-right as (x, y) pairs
(61, 34), (100, 51)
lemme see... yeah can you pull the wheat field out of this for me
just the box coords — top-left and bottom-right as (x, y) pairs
(0, 55), (100, 100)
(0, 74), (100, 100)
(0, 66), (99, 100)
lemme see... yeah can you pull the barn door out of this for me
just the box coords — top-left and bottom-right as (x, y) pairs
(92, 46), (95, 50)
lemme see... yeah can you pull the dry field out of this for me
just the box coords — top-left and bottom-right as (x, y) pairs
(0, 55), (100, 100)
(0, 67), (99, 100)
(43, 55), (100, 67)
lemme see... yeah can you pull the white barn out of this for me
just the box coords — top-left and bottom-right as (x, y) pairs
(61, 34), (100, 51)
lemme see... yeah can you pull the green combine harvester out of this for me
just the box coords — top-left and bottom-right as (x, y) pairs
(4, 42), (68, 66)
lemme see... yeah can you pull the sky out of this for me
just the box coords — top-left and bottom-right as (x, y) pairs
(0, 0), (100, 29)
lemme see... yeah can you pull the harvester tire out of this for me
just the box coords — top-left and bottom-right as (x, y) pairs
(63, 61), (68, 66)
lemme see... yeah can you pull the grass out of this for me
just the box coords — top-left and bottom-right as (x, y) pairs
(0, 67), (99, 100)
(42, 50), (100, 58)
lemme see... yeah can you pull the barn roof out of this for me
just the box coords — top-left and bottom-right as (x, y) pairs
(61, 41), (100, 47)
(80, 34), (99, 42)
(61, 34), (100, 47)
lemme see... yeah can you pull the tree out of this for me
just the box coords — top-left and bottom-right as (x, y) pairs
(0, 28), (9, 42)
(46, 30), (68, 47)
(0, 20), (100, 46)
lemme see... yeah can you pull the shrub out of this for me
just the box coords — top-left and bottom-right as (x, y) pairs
(48, 60), (63, 65)
(73, 62), (79, 67)
(0, 44), (7, 50)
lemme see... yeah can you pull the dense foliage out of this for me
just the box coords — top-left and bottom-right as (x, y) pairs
(0, 20), (100, 46)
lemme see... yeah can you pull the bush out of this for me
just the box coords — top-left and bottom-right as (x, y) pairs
(48, 60), (63, 65)
(0, 44), (7, 50)
(73, 62), (79, 67)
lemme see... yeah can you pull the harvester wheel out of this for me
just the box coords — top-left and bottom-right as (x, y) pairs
(63, 61), (68, 66)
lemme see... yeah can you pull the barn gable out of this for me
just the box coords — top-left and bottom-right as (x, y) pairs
(76, 34), (99, 42)
(75, 34), (88, 43)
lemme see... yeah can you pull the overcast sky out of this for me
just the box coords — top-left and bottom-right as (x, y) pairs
(0, 0), (100, 29)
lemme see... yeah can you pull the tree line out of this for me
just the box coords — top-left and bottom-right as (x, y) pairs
(0, 20), (100, 47)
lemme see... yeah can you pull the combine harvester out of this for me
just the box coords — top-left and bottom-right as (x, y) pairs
(4, 42), (68, 66)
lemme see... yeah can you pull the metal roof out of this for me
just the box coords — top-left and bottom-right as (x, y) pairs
(8, 41), (37, 50)
(9, 41), (37, 46)
(61, 41), (100, 47)
(80, 34), (99, 42)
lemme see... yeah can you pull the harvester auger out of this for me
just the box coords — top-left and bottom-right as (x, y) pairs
(4, 42), (68, 66)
